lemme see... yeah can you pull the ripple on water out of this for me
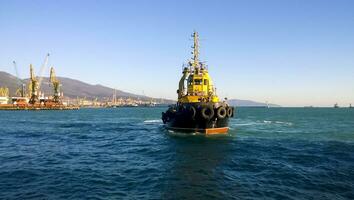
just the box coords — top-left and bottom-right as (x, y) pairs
(0, 108), (353, 199)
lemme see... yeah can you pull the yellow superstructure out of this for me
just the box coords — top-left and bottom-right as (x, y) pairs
(178, 31), (219, 103)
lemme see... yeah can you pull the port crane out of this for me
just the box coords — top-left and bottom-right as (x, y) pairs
(0, 53), (79, 110)
(12, 61), (26, 97)
(37, 53), (50, 92)
(28, 53), (50, 104)
(28, 64), (39, 104)
(0, 87), (9, 97)
(49, 67), (61, 103)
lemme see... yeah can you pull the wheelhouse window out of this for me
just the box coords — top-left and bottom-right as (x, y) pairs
(194, 79), (202, 85)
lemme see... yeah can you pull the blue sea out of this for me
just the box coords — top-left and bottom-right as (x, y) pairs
(0, 107), (353, 199)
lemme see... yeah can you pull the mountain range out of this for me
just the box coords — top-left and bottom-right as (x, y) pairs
(0, 71), (279, 106)
(0, 71), (169, 102)
(227, 99), (279, 107)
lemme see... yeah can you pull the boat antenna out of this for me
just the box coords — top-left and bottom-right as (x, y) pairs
(191, 31), (200, 70)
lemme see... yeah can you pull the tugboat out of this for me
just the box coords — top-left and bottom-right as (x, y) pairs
(161, 31), (234, 135)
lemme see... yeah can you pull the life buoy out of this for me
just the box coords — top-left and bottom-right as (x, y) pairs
(201, 105), (214, 120)
(217, 106), (227, 119)
(187, 105), (196, 119)
(226, 107), (233, 117)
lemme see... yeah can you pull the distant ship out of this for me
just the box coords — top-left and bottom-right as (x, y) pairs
(350, 104), (353, 109)
(334, 103), (339, 108)
(145, 101), (156, 107)
(161, 32), (234, 135)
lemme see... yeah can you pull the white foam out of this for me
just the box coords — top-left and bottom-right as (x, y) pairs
(263, 120), (293, 126)
(275, 121), (293, 126)
(235, 123), (259, 126)
(143, 119), (161, 123)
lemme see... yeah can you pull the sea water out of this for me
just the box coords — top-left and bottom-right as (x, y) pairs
(0, 107), (353, 199)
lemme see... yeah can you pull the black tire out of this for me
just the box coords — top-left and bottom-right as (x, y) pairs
(168, 107), (174, 113)
(226, 107), (233, 117)
(179, 105), (187, 112)
(201, 105), (214, 120)
(217, 106), (227, 119)
(162, 112), (167, 124)
(187, 105), (196, 119)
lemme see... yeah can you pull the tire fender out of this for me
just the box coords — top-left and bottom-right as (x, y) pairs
(217, 106), (227, 119)
(226, 107), (233, 117)
(201, 105), (215, 120)
(188, 105), (197, 119)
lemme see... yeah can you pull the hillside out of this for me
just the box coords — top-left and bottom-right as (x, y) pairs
(0, 72), (21, 95)
(24, 77), (143, 99)
(0, 71), (173, 103)
(1, 71), (280, 106)
(227, 99), (280, 107)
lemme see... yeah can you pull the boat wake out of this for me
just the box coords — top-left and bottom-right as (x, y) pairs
(143, 119), (162, 124)
(263, 120), (293, 126)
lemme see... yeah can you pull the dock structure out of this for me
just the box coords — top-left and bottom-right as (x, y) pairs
(0, 104), (79, 110)
(0, 55), (79, 111)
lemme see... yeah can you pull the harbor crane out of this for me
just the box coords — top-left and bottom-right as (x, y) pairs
(28, 64), (39, 104)
(28, 53), (50, 104)
(12, 61), (26, 97)
(0, 87), (9, 97)
(37, 53), (50, 91)
(49, 67), (61, 103)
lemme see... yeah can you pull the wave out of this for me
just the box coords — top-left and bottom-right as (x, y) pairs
(143, 119), (162, 123)
(263, 120), (293, 126)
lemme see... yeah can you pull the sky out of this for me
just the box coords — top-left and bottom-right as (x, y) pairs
(0, 0), (353, 107)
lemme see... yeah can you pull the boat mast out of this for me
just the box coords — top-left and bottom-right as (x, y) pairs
(191, 31), (200, 70)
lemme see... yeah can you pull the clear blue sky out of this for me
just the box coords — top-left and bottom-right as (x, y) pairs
(1, 0), (353, 106)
